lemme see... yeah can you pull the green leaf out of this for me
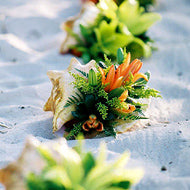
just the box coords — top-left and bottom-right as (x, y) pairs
(43, 166), (70, 189)
(126, 37), (152, 59)
(111, 181), (131, 189)
(117, 48), (124, 65)
(117, 0), (161, 35)
(108, 88), (125, 99)
(130, 13), (161, 35)
(80, 24), (90, 38)
(95, 21), (130, 56)
(27, 173), (46, 190)
(82, 153), (96, 176)
(82, 52), (91, 64)
(88, 69), (98, 86)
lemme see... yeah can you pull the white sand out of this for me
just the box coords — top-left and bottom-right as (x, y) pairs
(0, 0), (190, 189)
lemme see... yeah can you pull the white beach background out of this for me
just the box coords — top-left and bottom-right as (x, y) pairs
(0, 0), (190, 189)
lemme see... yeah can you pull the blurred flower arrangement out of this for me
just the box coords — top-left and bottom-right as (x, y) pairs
(82, 0), (156, 11)
(60, 0), (161, 63)
(0, 137), (143, 190)
(44, 48), (161, 140)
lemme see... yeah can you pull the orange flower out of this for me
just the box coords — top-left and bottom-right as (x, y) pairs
(117, 90), (136, 114)
(82, 115), (104, 132)
(99, 53), (148, 92)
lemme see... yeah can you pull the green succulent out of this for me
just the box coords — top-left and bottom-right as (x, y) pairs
(68, 0), (161, 63)
(26, 138), (143, 190)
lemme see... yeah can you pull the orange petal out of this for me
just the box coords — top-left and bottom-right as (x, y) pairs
(133, 61), (143, 75)
(105, 65), (115, 91)
(82, 122), (90, 131)
(115, 67), (121, 80)
(123, 60), (143, 82)
(125, 105), (136, 113)
(122, 59), (138, 79)
(110, 76), (123, 91)
(119, 90), (128, 102)
(96, 122), (104, 132)
(99, 67), (105, 84)
(118, 104), (136, 114)
(121, 52), (131, 74)
(125, 52), (131, 65)
(130, 60), (142, 74)
(133, 73), (148, 83)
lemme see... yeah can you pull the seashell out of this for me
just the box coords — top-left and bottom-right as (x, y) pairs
(0, 137), (72, 190)
(44, 58), (96, 132)
(60, 2), (100, 54)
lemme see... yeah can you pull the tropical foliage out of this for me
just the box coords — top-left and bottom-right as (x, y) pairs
(26, 138), (143, 190)
(67, 0), (161, 63)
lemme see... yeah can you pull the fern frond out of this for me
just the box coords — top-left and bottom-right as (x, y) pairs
(65, 122), (83, 140)
(96, 102), (108, 120)
(64, 93), (84, 108)
(129, 87), (161, 99)
(104, 54), (112, 67)
(118, 113), (148, 121)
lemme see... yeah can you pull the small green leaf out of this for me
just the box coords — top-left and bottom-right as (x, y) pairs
(88, 69), (98, 86)
(82, 52), (91, 63)
(111, 181), (131, 189)
(108, 88), (125, 99)
(117, 48), (124, 65)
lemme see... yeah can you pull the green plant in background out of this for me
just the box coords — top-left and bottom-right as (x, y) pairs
(116, 0), (156, 11)
(63, 0), (161, 63)
(26, 137), (143, 190)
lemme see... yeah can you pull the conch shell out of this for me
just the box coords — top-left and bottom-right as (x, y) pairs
(60, 2), (100, 54)
(0, 137), (74, 190)
(44, 58), (96, 132)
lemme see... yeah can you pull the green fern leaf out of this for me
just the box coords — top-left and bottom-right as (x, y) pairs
(64, 93), (84, 108)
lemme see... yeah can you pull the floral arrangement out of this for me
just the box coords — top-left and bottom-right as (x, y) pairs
(0, 136), (143, 190)
(60, 0), (161, 63)
(82, 0), (156, 11)
(44, 48), (161, 140)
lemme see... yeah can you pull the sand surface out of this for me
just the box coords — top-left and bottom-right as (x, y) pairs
(0, 0), (190, 189)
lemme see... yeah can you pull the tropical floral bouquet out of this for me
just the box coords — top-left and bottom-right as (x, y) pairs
(0, 136), (143, 190)
(60, 0), (161, 63)
(44, 48), (161, 140)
